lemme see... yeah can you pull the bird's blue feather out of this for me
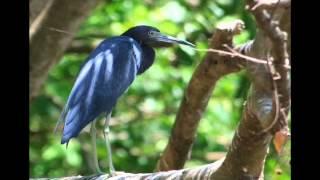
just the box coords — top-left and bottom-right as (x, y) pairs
(60, 36), (144, 144)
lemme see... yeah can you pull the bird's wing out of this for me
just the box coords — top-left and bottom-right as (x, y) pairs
(57, 37), (142, 144)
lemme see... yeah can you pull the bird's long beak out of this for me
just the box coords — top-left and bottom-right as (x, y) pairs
(151, 31), (195, 48)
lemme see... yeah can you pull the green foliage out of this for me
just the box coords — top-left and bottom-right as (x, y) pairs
(30, 0), (290, 178)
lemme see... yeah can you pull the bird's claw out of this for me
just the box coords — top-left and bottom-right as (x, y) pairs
(109, 170), (125, 177)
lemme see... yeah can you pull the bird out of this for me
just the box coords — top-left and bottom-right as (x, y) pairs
(55, 25), (195, 175)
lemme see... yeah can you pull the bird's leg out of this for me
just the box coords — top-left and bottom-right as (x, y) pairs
(90, 120), (103, 174)
(104, 113), (116, 176)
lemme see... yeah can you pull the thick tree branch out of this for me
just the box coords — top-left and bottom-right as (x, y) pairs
(30, 159), (224, 180)
(246, 0), (291, 134)
(30, 0), (53, 26)
(30, 0), (102, 102)
(211, 103), (272, 179)
(209, 1), (291, 179)
(156, 21), (244, 171)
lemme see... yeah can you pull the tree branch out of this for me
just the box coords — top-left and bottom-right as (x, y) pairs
(246, 0), (291, 134)
(156, 21), (244, 171)
(208, 2), (291, 179)
(29, 0), (53, 26)
(30, 159), (224, 180)
(30, 0), (102, 102)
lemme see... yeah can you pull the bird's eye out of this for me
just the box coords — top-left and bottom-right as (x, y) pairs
(148, 31), (154, 36)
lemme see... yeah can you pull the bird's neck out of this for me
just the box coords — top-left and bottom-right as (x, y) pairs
(137, 45), (155, 75)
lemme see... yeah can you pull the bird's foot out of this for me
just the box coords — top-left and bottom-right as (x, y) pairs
(109, 167), (116, 177)
(96, 169), (104, 175)
(109, 170), (125, 177)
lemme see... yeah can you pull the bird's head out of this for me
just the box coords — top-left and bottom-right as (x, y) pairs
(122, 25), (195, 48)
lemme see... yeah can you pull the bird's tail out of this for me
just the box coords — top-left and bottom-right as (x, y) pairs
(55, 106), (71, 148)
(54, 104), (68, 134)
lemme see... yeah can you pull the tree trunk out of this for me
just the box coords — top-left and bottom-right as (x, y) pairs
(29, 0), (102, 102)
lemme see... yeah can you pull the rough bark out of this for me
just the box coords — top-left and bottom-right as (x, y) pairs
(30, 0), (102, 102)
(156, 21), (242, 171)
(29, 0), (53, 26)
(250, 3), (290, 134)
(210, 1), (291, 179)
(156, 0), (291, 177)
(30, 159), (225, 180)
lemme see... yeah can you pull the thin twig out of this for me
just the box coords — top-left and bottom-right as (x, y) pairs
(224, 44), (290, 70)
(46, 26), (76, 36)
(194, 48), (267, 64)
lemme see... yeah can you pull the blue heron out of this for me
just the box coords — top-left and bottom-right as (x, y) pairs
(56, 25), (195, 174)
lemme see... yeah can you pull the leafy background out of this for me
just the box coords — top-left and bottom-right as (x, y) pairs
(30, 0), (290, 179)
